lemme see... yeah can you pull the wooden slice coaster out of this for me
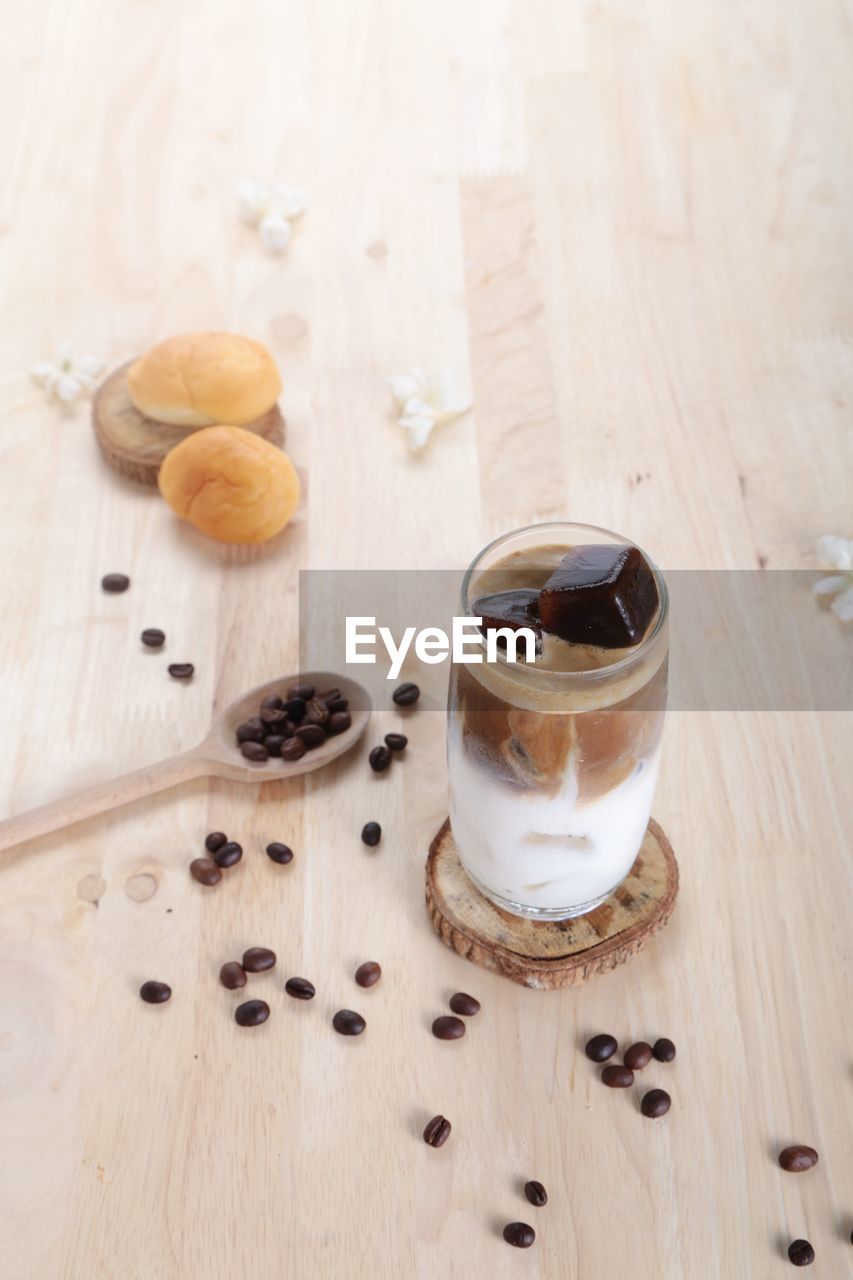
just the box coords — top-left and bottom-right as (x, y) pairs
(425, 817), (678, 990)
(92, 361), (286, 485)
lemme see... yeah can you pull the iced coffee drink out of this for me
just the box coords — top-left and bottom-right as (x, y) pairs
(447, 522), (668, 920)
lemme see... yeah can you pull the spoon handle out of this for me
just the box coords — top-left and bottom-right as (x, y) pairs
(0, 749), (211, 854)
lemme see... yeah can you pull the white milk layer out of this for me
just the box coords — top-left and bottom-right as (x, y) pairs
(448, 737), (661, 913)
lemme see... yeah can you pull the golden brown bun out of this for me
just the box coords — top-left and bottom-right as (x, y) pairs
(158, 426), (300, 544)
(127, 332), (282, 427)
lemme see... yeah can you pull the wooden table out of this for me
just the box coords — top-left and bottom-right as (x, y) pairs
(1, 2), (851, 1276)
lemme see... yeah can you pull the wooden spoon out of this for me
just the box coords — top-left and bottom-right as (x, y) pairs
(0, 672), (371, 854)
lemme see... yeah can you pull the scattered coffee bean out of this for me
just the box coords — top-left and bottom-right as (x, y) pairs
(236, 718), (265, 743)
(303, 698), (329, 727)
(242, 947), (276, 973)
(624, 1041), (653, 1071)
(281, 737), (307, 761)
(779, 1146), (819, 1173)
(294, 724), (326, 748)
(369, 745), (392, 773)
(168, 663), (194, 680)
(653, 1037), (676, 1063)
(787, 1239), (815, 1267)
(141, 628), (165, 648)
(449, 992), (480, 1017)
(361, 821), (382, 847)
(261, 694), (283, 711)
(503, 1223), (535, 1249)
(392, 682), (420, 706)
(235, 999), (270, 1027)
(287, 683), (315, 702)
(585, 1033), (618, 1062)
(327, 711), (352, 735)
(205, 831), (228, 853)
(139, 980), (171, 1004)
(190, 858), (222, 886)
(266, 842), (293, 865)
(333, 1009), (366, 1036)
(285, 977), (315, 1000)
(423, 1115), (452, 1148)
(213, 840), (243, 868)
(355, 961), (381, 988)
(240, 741), (269, 762)
(432, 1015), (465, 1041)
(601, 1064), (634, 1088)
(220, 962), (247, 990)
(265, 735), (286, 757)
(641, 1088), (671, 1118)
(524, 1180), (548, 1207)
(384, 733), (408, 752)
(102, 573), (130, 593)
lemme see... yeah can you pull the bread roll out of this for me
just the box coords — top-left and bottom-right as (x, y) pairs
(127, 332), (282, 427)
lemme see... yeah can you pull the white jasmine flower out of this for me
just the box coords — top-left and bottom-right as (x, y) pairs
(31, 342), (105, 407)
(237, 179), (307, 254)
(386, 366), (472, 452)
(814, 534), (853, 622)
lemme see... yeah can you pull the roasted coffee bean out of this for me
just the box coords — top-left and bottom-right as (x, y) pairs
(261, 694), (283, 711)
(449, 992), (480, 1017)
(303, 698), (329, 727)
(102, 573), (130, 593)
(190, 858), (222, 886)
(332, 1009), (366, 1036)
(235, 999), (270, 1027)
(141, 628), (165, 648)
(327, 711), (352, 735)
(423, 1115), (452, 1148)
(236, 718), (265, 743)
(240, 741), (269, 762)
(361, 821), (382, 847)
(787, 1239), (815, 1267)
(779, 1146), (819, 1173)
(355, 961), (381, 988)
(294, 724), (326, 748)
(369, 745), (392, 773)
(260, 706), (288, 725)
(317, 687), (341, 703)
(327, 698), (349, 714)
(624, 1041), (653, 1070)
(601, 1064), (634, 1088)
(283, 697), (307, 722)
(392, 682), (420, 706)
(287, 683), (315, 702)
(220, 962), (247, 990)
(585, 1033), (618, 1062)
(432, 1015), (465, 1041)
(266, 842), (293, 865)
(384, 733), (408, 752)
(205, 831), (228, 853)
(265, 735), (286, 758)
(242, 947), (276, 973)
(285, 977), (315, 1000)
(281, 737), (307, 762)
(524, 1181), (548, 1208)
(139, 980), (171, 1004)
(213, 840), (242, 868)
(653, 1037), (676, 1063)
(168, 663), (194, 680)
(503, 1223), (535, 1249)
(641, 1088), (671, 1118)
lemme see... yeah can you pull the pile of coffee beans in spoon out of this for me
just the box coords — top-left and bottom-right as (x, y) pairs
(235, 683), (352, 763)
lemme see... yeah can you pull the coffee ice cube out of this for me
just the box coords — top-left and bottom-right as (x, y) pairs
(472, 589), (542, 655)
(538, 545), (658, 647)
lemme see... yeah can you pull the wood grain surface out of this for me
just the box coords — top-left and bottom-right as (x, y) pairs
(1, 2), (851, 1278)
